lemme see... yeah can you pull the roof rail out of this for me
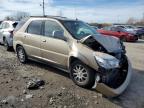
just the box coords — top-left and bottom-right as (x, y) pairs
(30, 15), (67, 19)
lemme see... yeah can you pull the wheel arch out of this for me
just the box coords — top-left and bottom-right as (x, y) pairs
(68, 55), (91, 71)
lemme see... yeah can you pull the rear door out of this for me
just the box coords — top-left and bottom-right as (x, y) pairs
(40, 20), (69, 67)
(23, 20), (43, 58)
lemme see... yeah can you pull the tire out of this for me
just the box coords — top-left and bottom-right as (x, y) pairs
(141, 34), (144, 40)
(3, 39), (11, 51)
(16, 46), (27, 63)
(70, 60), (95, 88)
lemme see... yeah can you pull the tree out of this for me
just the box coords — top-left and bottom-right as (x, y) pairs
(4, 16), (14, 20)
(11, 11), (30, 21)
(126, 17), (136, 25)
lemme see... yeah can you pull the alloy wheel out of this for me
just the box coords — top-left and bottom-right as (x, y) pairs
(72, 64), (88, 83)
(17, 48), (25, 62)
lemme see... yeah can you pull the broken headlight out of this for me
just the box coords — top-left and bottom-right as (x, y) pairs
(94, 52), (120, 69)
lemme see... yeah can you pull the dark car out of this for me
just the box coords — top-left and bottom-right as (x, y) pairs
(136, 28), (144, 39)
(97, 26), (138, 42)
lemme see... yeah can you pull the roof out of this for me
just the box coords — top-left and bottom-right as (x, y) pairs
(30, 15), (76, 21)
(1, 20), (18, 25)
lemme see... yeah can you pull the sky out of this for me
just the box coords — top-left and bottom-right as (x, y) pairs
(0, 0), (144, 23)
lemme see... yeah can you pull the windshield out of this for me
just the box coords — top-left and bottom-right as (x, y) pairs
(62, 20), (98, 40)
(125, 26), (135, 29)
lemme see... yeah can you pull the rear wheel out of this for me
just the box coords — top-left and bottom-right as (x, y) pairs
(16, 46), (27, 63)
(70, 60), (95, 88)
(3, 39), (11, 51)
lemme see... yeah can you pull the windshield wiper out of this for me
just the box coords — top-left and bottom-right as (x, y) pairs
(78, 35), (92, 43)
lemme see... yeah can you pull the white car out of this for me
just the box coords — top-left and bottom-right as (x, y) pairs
(0, 21), (18, 50)
(115, 25), (137, 34)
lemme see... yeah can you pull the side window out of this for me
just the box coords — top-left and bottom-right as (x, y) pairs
(0, 23), (3, 29)
(104, 27), (110, 31)
(15, 19), (28, 32)
(117, 27), (122, 32)
(44, 20), (64, 37)
(27, 20), (42, 35)
(1, 23), (6, 29)
(111, 27), (116, 31)
(5, 23), (10, 28)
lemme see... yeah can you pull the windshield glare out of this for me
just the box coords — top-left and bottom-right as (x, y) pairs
(63, 20), (98, 40)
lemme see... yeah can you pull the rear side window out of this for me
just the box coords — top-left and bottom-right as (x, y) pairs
(27, 20), (42, 35)
(15, 19), (28, 32)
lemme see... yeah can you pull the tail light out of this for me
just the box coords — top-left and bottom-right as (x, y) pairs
(9, 31), (14, 37)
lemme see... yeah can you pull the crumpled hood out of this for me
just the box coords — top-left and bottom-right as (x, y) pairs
(93, 34), (122, 53)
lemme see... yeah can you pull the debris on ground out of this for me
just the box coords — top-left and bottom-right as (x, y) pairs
(26, 78), (45, 90)
(25, 94), (33, 99)
(1, 42), (144, 108)
(1, 96), (17, 105)
(23, 89), (27, 94)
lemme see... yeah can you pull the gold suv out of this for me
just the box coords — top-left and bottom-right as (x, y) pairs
(13, 16), (132, 97)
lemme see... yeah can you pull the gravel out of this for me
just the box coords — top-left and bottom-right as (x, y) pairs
(0, 40), (144, 108)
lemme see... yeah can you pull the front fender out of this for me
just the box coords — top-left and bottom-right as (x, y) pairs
(68, 52), (91, 69)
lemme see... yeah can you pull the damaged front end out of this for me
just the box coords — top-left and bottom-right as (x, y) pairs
(81, 35), (132, 97)
(95, 52), (131, 97)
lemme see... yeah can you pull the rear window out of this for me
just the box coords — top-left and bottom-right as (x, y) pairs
(12, 22), (18, 28)
(14, 19), (28, 32)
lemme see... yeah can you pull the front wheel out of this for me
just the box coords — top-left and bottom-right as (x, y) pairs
(16, 46), (27, 63)
(70, 61), (95, 88)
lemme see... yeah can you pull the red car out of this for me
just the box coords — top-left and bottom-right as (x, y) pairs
(97, 26), (138, 42)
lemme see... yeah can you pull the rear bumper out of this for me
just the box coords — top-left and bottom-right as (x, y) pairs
(7, 37), (13, 47)
(95, 59), (132, 97)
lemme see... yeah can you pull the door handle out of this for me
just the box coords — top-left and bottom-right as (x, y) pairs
(42, 40), (46, 42)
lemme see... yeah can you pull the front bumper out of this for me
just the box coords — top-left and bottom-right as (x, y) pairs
(127, 36), (138, 42)
(95, 59), (132, 97)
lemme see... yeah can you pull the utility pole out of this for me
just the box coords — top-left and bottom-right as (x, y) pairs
(117, 15), (120, 24)
(43, 0), (45, 16)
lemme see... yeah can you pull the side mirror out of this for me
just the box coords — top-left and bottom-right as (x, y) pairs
(53, 30), (66, 41)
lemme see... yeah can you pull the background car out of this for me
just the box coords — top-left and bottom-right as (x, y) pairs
(114, 25), (144, 38)
(97, 26), (138, 42)
(137, 27), (144, 39)
(0, 21), (18, 50)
